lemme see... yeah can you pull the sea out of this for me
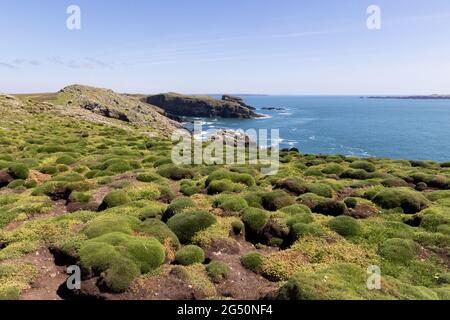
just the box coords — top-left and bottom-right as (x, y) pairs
(183, 96), (450, 162)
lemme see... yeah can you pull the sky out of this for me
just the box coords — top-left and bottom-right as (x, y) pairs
(1, 0), (450, 95)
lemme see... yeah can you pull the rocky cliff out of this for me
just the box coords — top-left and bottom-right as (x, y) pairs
(146, 93), (261, 118)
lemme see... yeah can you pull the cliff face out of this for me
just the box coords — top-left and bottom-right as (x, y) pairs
(146, 93), (261, 118)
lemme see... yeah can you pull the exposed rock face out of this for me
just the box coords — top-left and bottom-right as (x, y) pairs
(221, 95), (255, 110)
(60, 85), (183, 135)
(146, 93), (261, 119)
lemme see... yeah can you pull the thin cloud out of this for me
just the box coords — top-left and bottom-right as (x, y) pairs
(48, 57), (115, 70)
(0, 62), (17, 69)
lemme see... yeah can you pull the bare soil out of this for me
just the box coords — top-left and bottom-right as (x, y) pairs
(19, 247), (67, 301)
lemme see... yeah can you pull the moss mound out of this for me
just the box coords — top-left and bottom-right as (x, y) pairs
(157, 165), (195, 180)
(136, 202), (167, 220)
(83, 215), (140, 239)
(213, 195), (248, 212)
(344, 197), (358, 209)
(261, 190), (295, 211)
(349, 160), (376, 172)
(79, 232), (165, 292)
(136, 172), (160, 183)
(277, 263), (440, 300)
(340, 169), (370, 180)
(231, 220), (244, 235)
(175, 245), (205, 266)
(306, 183), (334, 198)
(56, 155), (76, 165)
(207, 179), (237, 195)
(373, 188), (429, 214)
(328, 216), (362, 237)
(285, 213), (314, 227)
(274, 178), (307, 195)
(101, 190), (131, 209)
(314, 200), (347, 216)
(101, 258), (140, 293)
(241, 207), (270, 234)
(322, 164), (345, 175)
(180, 180), (203, 196)
(206, 261), (229, 283)
(379, 238), (420, 264)
(162, 197), (196, 222)
(240, 252), (263, 273)
(289, 223), (324, 242)
(137, 219), (180, 250)
(206, 170), (255, 187)
(280, 204), (312, 215)
(167, 210), (217, 243)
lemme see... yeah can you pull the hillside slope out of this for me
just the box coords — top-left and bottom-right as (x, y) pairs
(51, 85), (183, 137)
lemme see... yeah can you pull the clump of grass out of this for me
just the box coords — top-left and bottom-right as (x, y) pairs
(8, 164), (29, 180)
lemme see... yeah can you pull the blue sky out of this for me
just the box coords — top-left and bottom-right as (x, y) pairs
(1, 0), (450, 94)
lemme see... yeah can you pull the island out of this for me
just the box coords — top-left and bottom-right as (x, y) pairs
(365, 95), (450, 100)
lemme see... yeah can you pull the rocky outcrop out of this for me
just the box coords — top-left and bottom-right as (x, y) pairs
(146, 93), (262, 119)
(59, 85), (183, 135)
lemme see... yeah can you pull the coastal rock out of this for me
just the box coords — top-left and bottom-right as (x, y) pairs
(146, 93), (262, 119)
(209, 129), (257, 147)
(262, 107), (286, 111)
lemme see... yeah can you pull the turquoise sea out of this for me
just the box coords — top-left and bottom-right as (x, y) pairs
(184, 96), (450, 162)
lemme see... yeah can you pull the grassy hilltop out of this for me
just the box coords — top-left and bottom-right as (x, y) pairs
(0, 87), (449, 300)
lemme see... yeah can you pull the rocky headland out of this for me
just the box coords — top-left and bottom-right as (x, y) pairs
(146, 93), (262, 119)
